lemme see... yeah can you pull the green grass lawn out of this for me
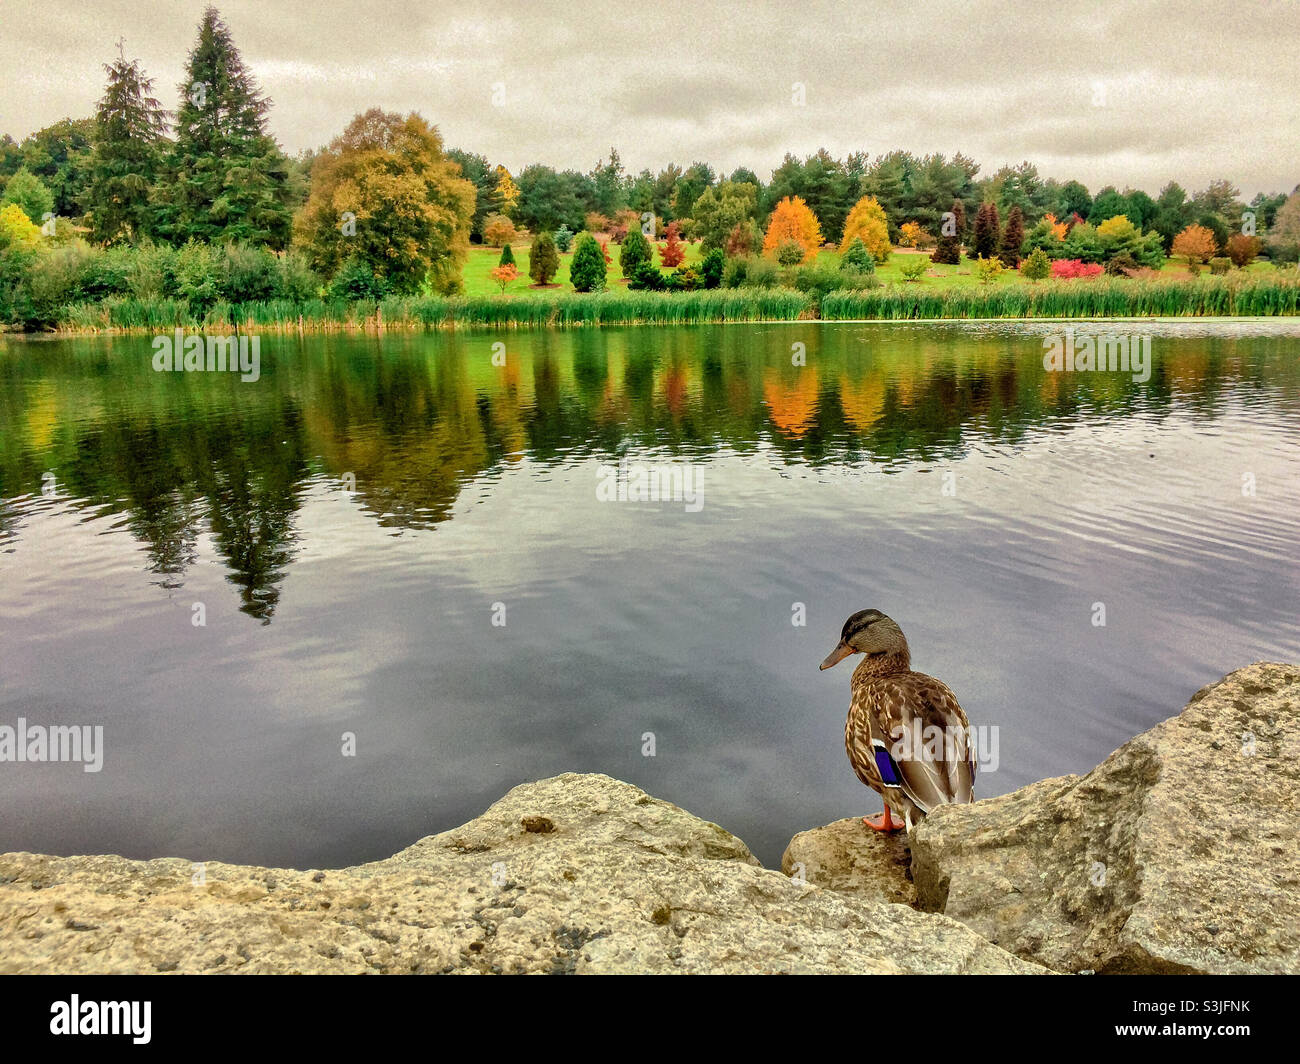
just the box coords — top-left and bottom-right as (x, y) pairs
(463, 238), (1278, 297)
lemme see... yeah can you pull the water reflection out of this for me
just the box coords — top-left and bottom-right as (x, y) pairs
(4, 322), (1297, 623)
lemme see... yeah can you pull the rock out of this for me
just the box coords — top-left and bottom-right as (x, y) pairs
(910, 662), (1300, 974)
(0, 772), (1040, 975)
(781, 818), (916, 907)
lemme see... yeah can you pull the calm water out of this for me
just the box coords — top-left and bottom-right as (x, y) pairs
(2, 320), (1299, 870)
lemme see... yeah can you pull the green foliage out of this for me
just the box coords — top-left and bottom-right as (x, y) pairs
(1210, 257), (1231, 275)
(85, 52), (168, 244)
(931, 200), (964, 265)
(975, 257), (1005, 284)
(328, 255), (389, 301)
(899, 256), (930, 282)
(972, 202), (1000, 259)
(700, 248), (725, 289)
(689, 181), (759, 252)
(554, 224), (574, 253)
(840, 237), (873, 273)
(569, 232), (608, 292)
(447, 148), (504, 241)
(294, 109), (475, 295)
(627, 259), (665, 291)
(528, 231), (559, 285)
(157, 6), (293, 247)
(775, 239), (805, 266)
(1, 168), (55, 226)
(1021, 248), (1051, 281)
(498, 243), (515, 268)
(619, 230), (651, 279)
(18, 118), (95, 218)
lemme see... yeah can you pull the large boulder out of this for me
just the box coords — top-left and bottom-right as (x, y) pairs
(781, 818), (916, 907)
(0, 772), (1040, 974)
(910, 662), (1300, 974)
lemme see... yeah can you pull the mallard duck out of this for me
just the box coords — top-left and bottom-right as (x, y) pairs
(819, 609), (976, 832)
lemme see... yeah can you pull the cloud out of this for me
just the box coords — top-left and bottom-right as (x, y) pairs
(2, 0), (1296, 196)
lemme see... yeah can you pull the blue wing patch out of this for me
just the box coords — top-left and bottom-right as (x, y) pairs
(872, 739), (902, 788)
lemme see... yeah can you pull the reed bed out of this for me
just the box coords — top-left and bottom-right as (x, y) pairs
(47, 276), (1299, 334)
(821, 276), (1300, 320)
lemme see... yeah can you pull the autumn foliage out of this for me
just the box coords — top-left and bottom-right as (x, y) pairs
(659, 221), (685, 267)
(838, 196), (889, 264)
(489, 263), (519, 292)
(764, 195), (824, 262)
(1049, 258), (1104, 279)
(1172, 224), (1217, 265)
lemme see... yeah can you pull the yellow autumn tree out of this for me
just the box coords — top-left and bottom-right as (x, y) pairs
(762, 196), (823, 262)
(840, 196), (891, 264)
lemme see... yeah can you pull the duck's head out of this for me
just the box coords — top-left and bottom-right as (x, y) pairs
(818, 609), (909, 670)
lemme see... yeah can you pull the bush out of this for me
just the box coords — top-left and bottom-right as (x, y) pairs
(975, 256), (1005, 284)
(1021, 248), (1051, 281)
(700, 248), (725, 290)
(528, 231), (559, 285)
(899, 256), (930, 282)
(1104, 252), (1138, 277)
(483, 214), (517, 247)
(840, 238), (874, 274)
(1226, 234), (1261, 268)
(173, 241), (220, 312)
(1210, 257), (1231, 275)
(775, 239), (805, 266)
(276, 250), (322, 302)
(569, 232), (608, 292)
(221, 244), (280, 303)
(1050, 258), (1104, 279)
(328, 256), (389, 301)
(620, 230), (652, 279)
(627, 259), (665, 291)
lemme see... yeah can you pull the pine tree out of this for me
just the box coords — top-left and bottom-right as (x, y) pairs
(972, 201), (1000, 259)
(932, 199), (965, 265)
(498, 243), (515, 268)
(84, 47), (169, 245)
(159, 6), (291, 247)
(569, 232), (608, 291)
(1000, 206), (1025, 267)
(528, 231), (559, 285)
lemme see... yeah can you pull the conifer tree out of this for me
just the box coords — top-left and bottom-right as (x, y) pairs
(932, 199), (965, 265)
(972, 201), (1001, 259)
(84, 46), (169, 244)
(1000, 205), (1025, 267)
(159, 6), (291, 247)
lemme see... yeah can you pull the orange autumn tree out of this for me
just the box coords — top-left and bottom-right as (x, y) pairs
(839, 196), (891, 264)
(489, 263), (519, 292)
(762, 196), (823, 262)
(1172, 224), (1217, 266)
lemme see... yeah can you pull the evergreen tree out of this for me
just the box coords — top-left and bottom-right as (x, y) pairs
(932, 199), (965, 265)
(619, 229), (651, 278)
(498, 243), (515, 268)
(0, 170), (54, 226)
(84, 47), (169, 244)
(1000, 206), (1025, 267)
(569, 232), (608, 291)
(159, 6), (292, 247)
(972, 201), (1000, 259)
(528, 231), (559, 284)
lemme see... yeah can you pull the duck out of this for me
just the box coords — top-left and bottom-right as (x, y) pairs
(819, 609), (976, 832)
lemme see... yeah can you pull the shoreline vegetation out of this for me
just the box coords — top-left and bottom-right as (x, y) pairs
(8, 274), (1295, 335)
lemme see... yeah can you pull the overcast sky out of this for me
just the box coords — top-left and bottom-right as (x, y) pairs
(5, 0), (1298, 197)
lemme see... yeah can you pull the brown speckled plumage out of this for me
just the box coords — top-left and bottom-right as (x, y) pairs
(822, 610), (976, 830)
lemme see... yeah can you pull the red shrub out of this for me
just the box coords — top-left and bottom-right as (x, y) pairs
(1050, 258), (1104, 279)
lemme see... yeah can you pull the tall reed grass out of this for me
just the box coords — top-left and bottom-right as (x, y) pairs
(821, 276), (1300, 320)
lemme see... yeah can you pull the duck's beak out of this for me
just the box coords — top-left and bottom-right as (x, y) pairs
(819, 641), (854, 671)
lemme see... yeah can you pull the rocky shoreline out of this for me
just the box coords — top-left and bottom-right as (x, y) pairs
(2, 662), (1296, 974)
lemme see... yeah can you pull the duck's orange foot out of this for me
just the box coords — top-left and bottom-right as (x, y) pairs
(862, 810), (903, 832)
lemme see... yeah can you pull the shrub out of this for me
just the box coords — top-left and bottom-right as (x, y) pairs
(775, 239), (805, 266)
(975, 256), (1005, 284)
(1104, 252), (1139, 276)
(700, 248), (725, 289)
(725, 221), (759, 257)
(585, 212), (612, 235)
(528, 231), (559, 284)
(553, 225), (574, 253)
(569, 232), (608, 292)
(899, 256), (930, 282)
(483, 214), (517, 247)
(1050, 258), (1104, 279)
(490, 263), (519, 293)
(1210, 257), (1231, 275)
(659, 221), (686, 267)
(1021, 247), (1051, 281)
(627, 259), (665, 291)
(620, 230), (652, 279)
(220, 244), (280, 303)
(1172, 224), (1217, 266)
(277, 250), (322, 302)
(328, 255), (389, 301)
(1226, 234), (1261, 268)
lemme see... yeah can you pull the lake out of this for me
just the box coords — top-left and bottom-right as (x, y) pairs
(2, 319), (1299, 870)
